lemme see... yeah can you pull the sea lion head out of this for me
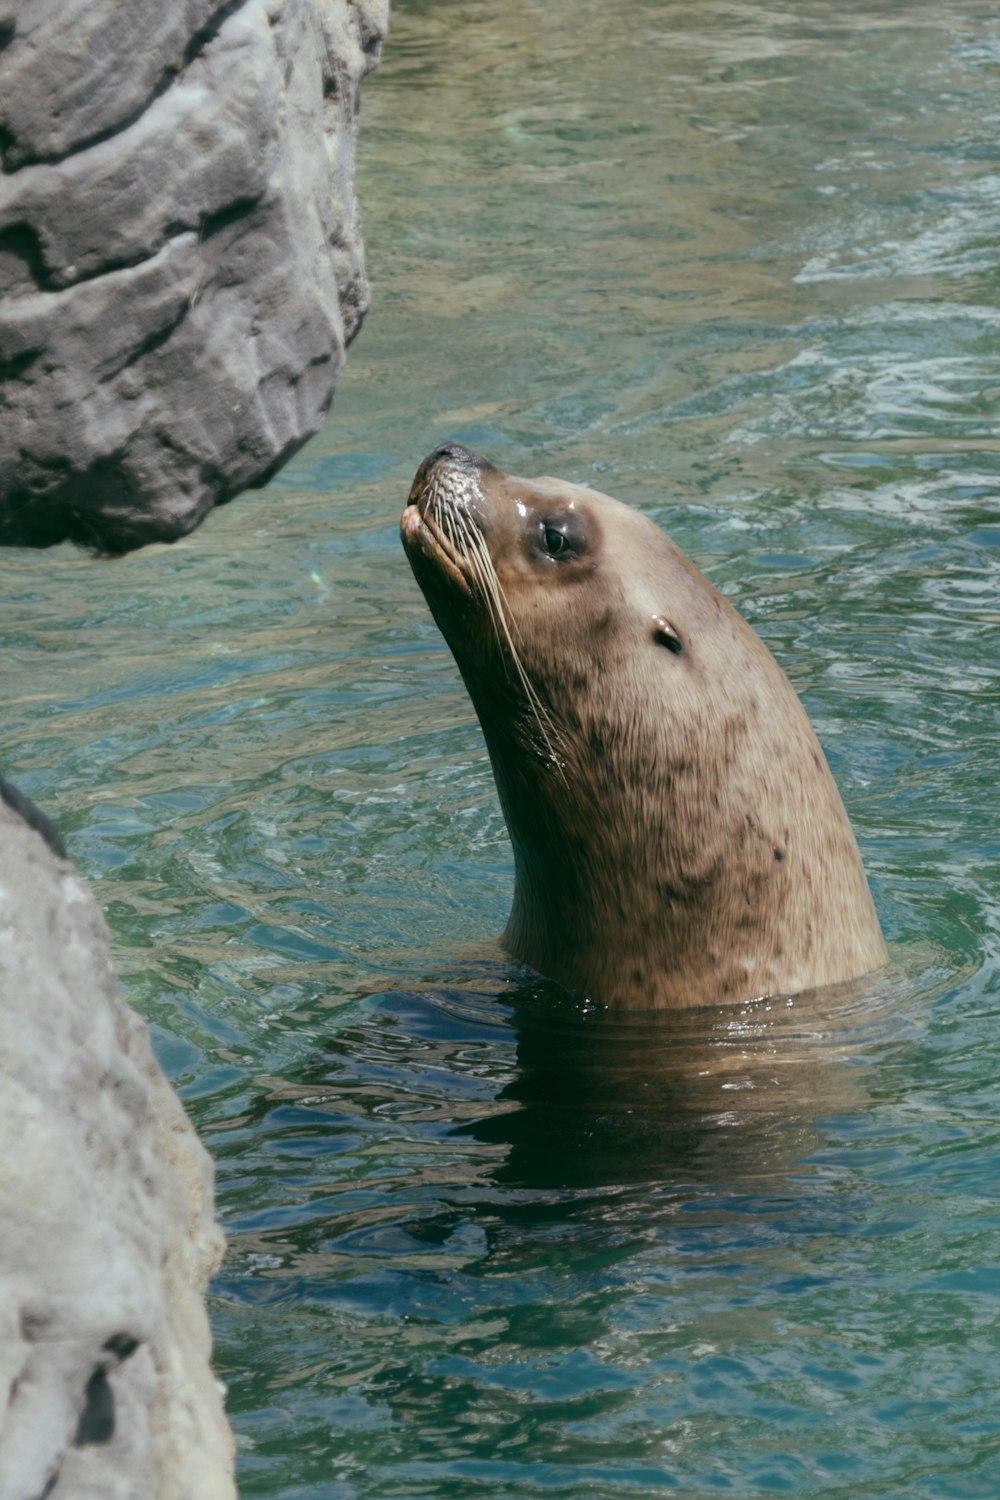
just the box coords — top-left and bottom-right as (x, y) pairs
(401, 441), (714, 742)
(401, 442), (885, 1008)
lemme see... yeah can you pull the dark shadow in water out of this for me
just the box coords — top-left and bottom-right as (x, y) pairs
(442, 966), (892, 1193)
(250, 959), (908, 1204)
(212, 957), (921, 1294)
(210, 959), (935, 1432)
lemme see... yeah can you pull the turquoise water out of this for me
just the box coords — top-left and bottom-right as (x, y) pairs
(3, 1), (1000, 1494)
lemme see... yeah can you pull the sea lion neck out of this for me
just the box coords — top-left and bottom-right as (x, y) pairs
(486, 680), (829, 1009)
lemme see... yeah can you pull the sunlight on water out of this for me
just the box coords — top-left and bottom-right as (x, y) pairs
(2, 2), (999, 1496)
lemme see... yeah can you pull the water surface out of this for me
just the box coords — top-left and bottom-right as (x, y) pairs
(2, 1), (999, 1495)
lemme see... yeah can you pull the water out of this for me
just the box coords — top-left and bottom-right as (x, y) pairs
(2, 0), (999, 1494)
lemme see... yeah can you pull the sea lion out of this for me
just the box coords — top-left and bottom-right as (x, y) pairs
(400, 441), (887, 1009)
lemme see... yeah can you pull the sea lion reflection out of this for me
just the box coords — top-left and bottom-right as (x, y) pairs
(456, 973), (878, 1192)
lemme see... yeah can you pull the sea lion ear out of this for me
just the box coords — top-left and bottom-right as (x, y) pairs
(651, 614), (683, 654)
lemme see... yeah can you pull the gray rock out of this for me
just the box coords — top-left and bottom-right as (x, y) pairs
(0, 797), (235, 1499)
(0, 0), (388, 551)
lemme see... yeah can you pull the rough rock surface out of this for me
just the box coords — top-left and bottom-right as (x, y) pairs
(0, 796), (235, 1499)
(0, 0), (388, 552)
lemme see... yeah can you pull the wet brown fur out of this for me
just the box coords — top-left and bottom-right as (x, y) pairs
(401, 445), (887, 1009)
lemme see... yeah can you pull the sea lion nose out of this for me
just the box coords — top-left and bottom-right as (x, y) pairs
(428, 438), (491, 468)
(409, 440), (495, 502)
(422, 440), (493, 475)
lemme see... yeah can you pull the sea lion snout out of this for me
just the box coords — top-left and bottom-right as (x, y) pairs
(410, 440), (494, 499)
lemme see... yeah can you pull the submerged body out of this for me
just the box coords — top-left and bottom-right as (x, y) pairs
(401, 442), (886, 1009)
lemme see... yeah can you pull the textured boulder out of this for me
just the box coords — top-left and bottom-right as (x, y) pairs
(0, 795), (234, 1500)
(0, 0), (388, 552)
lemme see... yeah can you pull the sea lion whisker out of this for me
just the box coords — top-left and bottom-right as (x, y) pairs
(440, 498), (462, 553)
(456, 519), (515, 660)
(429, 487), (450, 540)
(453, 512), (537, 680)
(457, 518), (566, 774)
(419, 488), (474, 587)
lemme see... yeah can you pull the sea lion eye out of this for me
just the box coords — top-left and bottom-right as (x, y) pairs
(652, 615), (683, 654)
(538, 513), (585, 561)
(543, 525), (569, 557)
